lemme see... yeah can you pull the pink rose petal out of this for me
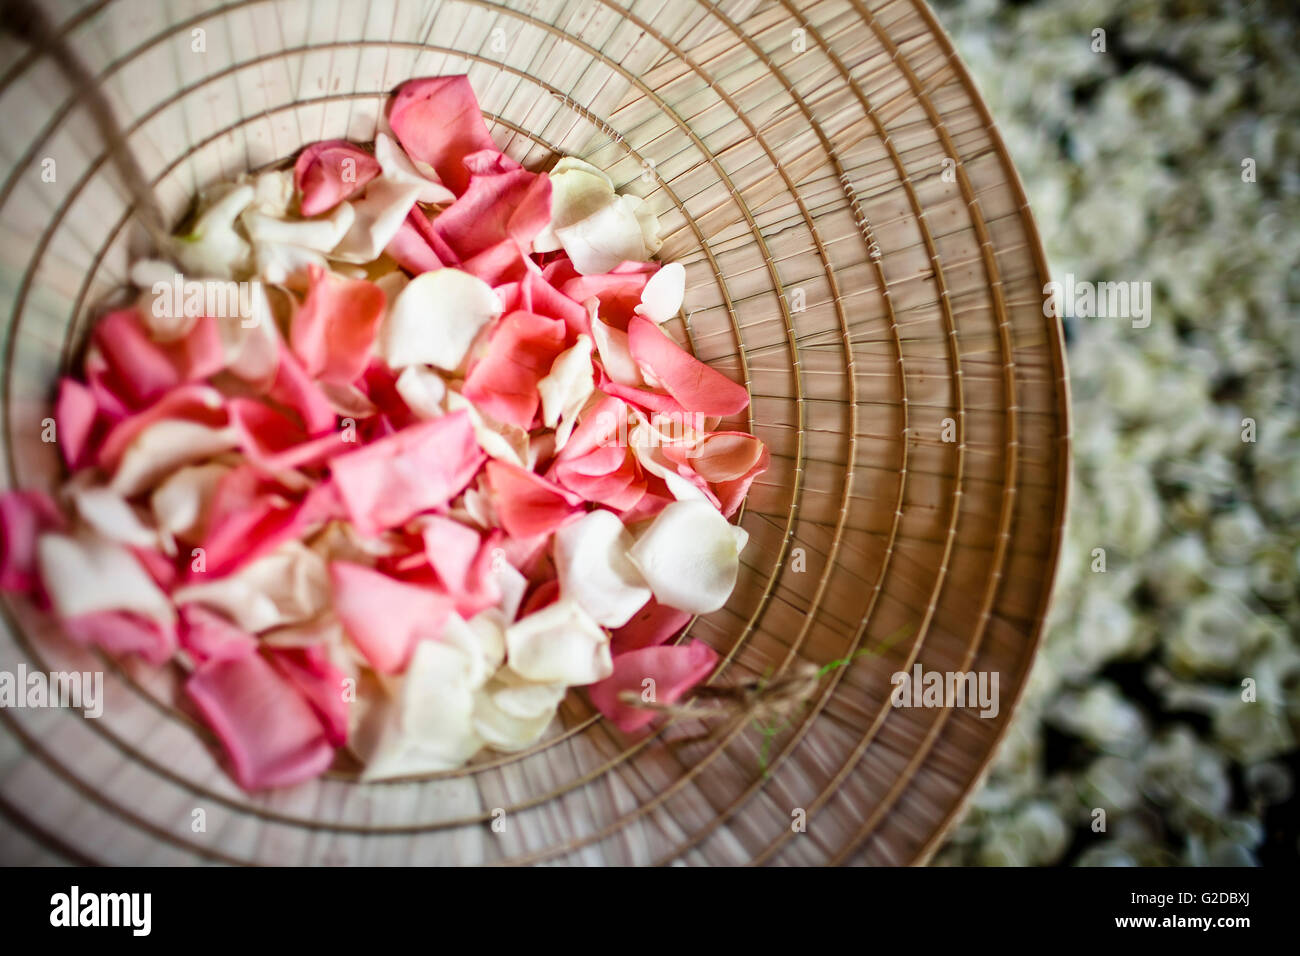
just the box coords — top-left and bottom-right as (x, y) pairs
(626, 315), (750, 417)
(462, 310), (566, 429)
(63, 609), (177, 666)
(611, 599), (693, 654)
(186, 650), (336, 790)
(485, 460), (584, 539)
(54, 378), (100, 469)
(586, 640), (718, 733)
(330, 411), (484, 535)
(0, 490), (64, 593)
(269, 645), (350, 746)
(330, 560), (452, 674)
(179, 604), (260, 663)
(290, 266), (387, 385)
(389, 76), (500, 196)
(294, 139), (381, 217)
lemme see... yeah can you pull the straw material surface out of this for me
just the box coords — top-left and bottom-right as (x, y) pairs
(0, 0), (1069, 865)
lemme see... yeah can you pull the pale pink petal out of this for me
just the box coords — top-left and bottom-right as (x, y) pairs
(63, 610), (177, 666)
(485, 460), (584, 539)
(626, 315), (750, 417)
(611, 599), (693, 654)
(462, 311), (567, 429)
(289, 266), (387, 385)
(186, 651), (335, 790)
(388, 76), (499, 196)
(269, 645), (350, 746)
(0, 490), (64, 593)
(330, 560), (453, 674)
(586, 640), (718, 732)
(178, 604), (259, 663)
(294, 139), (381, 216)
(329, 411), (484, 536)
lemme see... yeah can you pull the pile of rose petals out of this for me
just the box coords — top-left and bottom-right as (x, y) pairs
(0, 76), (768, 790)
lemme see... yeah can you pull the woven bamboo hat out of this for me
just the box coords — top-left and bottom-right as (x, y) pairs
(0, 0), (1069, 865)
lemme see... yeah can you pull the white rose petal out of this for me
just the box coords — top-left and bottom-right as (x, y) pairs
(379, 268), (500, 371)
(151, 463), (229, 542)
(172, 541), (329, 633)
(394, 365), (447, 420)
(374, 132), (455, 205)
(110, 419), (239, 498)
(553, 510), (651, 627)
(445, 390), (528, 467)
(70, 482), (168, 553)
(635, 261), (685, 323)
(590, 310), (644, 387)
(173, 184), (254, 279)
(627, 499), (748, 614)
(37, 531), (175, 625)
(537, 333), (594, 450)
(505, 598), (612, 685)
(536, 158), (660, 274)
(242, 202), (355, 253)
(472, 669), (563, 752)
(330, 178), (423, 264)
(360, 640), (483, 780)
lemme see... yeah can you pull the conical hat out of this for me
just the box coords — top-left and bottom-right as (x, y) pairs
(0, 0), (1069, 865)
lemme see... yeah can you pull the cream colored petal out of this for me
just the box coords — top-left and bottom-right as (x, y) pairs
(151, 463), (229, 543)
(635, 262), (685, 324)
(554, 509), (651, 628)
(110, 419), (239, 498)
(330, 178), (423, 264)
(374, 132), (455, 205)
(537, 333), (594, 450)
(173, 184), (254, 280)
(446, 390), (528, 467)
(172, 541), (329, 633)
(394, 365), (447, 420)
(627, 499), (748, 614)
(378, 268), (500, 371)
(505, 598), (612, 685)
(37, 531), (175, 625)
(242, 202), (355, 253)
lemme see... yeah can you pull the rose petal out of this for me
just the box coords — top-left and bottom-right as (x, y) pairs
(626, 500), (748, 614)
(504, 597), (612, 685)
(626, 315), (749, 417)
(553, 510), (651, 627)
(378, 268), (500, 371)
(173, 541), (330, 633)
(63, 610), (177, 666)
(178, 604), (260, 663)
(268, 644), (351, 746)
(373, 132), (456, 205)
(330, 411), (484, 536)
(634, 261), (685, 324)
(37, 530), (175, 624)
(290, 266), (387, 385)
(0, 490), (63, 593)
(587, 641), (718, 732)
(294, 139), (381, 217)
(186, 651), (335, 790)
(462, 310), (566, 429)
(329, 560), (453, 674)
(611, 599), (693, 653)
(484, 460), (584, 539)
(389, 76), (500, 196)
(537, 333), (594, 450)
(173, 184), (254, 280)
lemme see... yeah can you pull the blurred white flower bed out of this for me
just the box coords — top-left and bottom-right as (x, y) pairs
(931, 0), (1299, 866)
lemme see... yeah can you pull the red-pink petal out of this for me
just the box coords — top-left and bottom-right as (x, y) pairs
(92, 308), (181, 407)
(179, 604), (259, 663)
(611, 599), (693, 654)
(294, 139), (381, 217)
(330, 561), (452, 674)
(462, 311), (566, 429)
(432, 168), (551, 261)
(63, 610), (177, 666)
(290, 266), (387, 385)
(329, 411), (484, 535)
(561, 263), (655, 331)
(269, 645), (350, 746)
(55, 377), (99, 469)
(0, 490), (63, 593)
(96, 383), (227, 471)
(389, 76), (500, 196)
(587, 641), (718, 733)
(485, 460), (584, 539)
(626, 315), (750, 417)
(420, 515), (481, 594)
(186, 651), (335, 790)
(269, 348), (337, 435)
